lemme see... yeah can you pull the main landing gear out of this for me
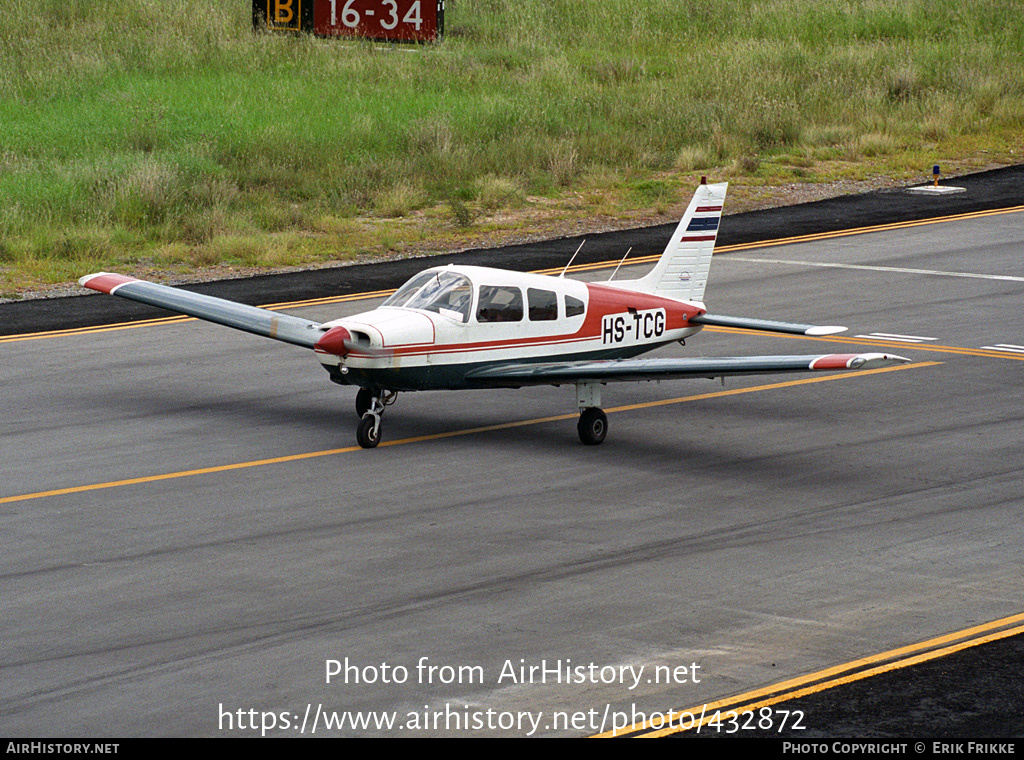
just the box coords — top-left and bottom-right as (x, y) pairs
(577, 407), (608, 445)
(355, 388), (397, 449)
(352, 383), (609, 448)
(575, 381), (607, 446)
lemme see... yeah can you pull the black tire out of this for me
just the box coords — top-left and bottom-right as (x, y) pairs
(356, 414), (380, 449)
(577, 407), (608, 445)
(355, 388), (374, 418)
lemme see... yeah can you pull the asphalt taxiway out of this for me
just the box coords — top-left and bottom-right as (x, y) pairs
(1, 168), (1022, 738)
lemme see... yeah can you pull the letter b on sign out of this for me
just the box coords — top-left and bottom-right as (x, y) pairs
(274, 0), (294, 24)
(255, 0), (303, 32)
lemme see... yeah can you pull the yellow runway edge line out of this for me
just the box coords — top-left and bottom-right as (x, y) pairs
(539, 204), (1024, 275)
(596, 612), (1024, 738)
(3, 205), (1021, 346)
(0, 290), (394, 344)
(0, 362), (938, 506)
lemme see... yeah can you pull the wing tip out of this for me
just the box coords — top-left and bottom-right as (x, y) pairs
(79, 272), (138, 293)
(811, 353), (912, 370)
(867, 353), (913, 367)
(805, 325), (848, 336)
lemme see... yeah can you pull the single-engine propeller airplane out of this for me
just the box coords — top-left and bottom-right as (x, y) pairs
(80, 180), (909, 448)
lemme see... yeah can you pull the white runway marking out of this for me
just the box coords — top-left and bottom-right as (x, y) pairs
(855, 333), (940, 343)
(980, 343), (1024, 353)
(728, 257), (1024, 283)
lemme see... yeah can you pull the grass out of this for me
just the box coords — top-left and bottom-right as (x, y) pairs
(1, 0), (1023, 292)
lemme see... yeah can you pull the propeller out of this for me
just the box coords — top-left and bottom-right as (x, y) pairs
(313, 325), (393, 358)
(313, 326), (352, 356)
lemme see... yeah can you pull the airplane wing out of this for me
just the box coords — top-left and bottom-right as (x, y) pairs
(465, 353), (911, 386)
(78, 272), (323, 348)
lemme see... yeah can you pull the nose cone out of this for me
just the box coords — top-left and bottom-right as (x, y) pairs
(314, 325), (352, 356)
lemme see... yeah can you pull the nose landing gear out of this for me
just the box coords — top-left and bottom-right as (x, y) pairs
(355, 388), (374, 418)
(355, 389), (398, 449)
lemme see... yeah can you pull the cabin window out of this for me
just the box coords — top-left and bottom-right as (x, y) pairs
(565, 295), (585, 318)
(477, 285), (524, 323)
(527, 288), (558, 321)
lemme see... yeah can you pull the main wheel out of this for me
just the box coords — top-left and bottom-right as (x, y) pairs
(355, 388), (374, 418)
(356, 414), (381, 449)
(577, 407), (608, 445)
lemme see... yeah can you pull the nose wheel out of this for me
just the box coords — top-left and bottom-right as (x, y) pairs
(356, 413), (381, 448)
(355, 390), (397, 449)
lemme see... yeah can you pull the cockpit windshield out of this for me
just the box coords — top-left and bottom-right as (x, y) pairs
(381, 270), (473, 323)
(382, 272), (434, 308)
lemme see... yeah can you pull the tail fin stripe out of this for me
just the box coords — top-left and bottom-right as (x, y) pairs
(612, 181), (727, 302)
(687, 217), (721, 232)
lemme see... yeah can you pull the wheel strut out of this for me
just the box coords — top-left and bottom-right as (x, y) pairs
(355, 391), (397, 449)
(355, 388), (373, 418)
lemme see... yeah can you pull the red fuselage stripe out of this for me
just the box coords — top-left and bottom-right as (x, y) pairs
(343, 285), (703, 359)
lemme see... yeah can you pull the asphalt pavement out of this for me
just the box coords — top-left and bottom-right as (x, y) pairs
(2, 163), (1022, 740)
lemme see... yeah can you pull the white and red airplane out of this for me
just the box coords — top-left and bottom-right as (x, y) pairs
(80, 180), (908, 448)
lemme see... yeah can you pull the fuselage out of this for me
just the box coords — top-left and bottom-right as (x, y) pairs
(314, 265), (706, 391)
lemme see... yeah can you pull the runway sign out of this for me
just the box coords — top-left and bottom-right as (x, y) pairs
(254, 0), (444, 42)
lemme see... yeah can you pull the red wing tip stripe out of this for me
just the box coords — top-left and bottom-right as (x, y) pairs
(695, 205), (723, 212)
(79, 272), (140, 294)
(810, 354), (863, 370)
(810, 353), (911, 370)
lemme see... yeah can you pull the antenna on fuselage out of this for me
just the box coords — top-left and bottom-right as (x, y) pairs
(607, 247), (632, 282)
(558, 240), (586, 278)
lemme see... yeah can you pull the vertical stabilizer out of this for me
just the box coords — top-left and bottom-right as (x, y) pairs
(621, 181), (727, 301)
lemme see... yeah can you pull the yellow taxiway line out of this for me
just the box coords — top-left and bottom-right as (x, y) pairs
(2, 205), (1021, 347)
(0, 290), (393, 345)
(552, 204), (1024, 275)
(0, 361), (937, 506)
(596, 610), (1024, 738)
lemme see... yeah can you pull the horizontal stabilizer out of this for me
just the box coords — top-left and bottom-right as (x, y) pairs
(79, 272), (322, 348)
(690, 313), (847, 336)
(466, 353), (910, 386)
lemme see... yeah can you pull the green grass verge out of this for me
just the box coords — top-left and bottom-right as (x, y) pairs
(1, 0), (1022, 292)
